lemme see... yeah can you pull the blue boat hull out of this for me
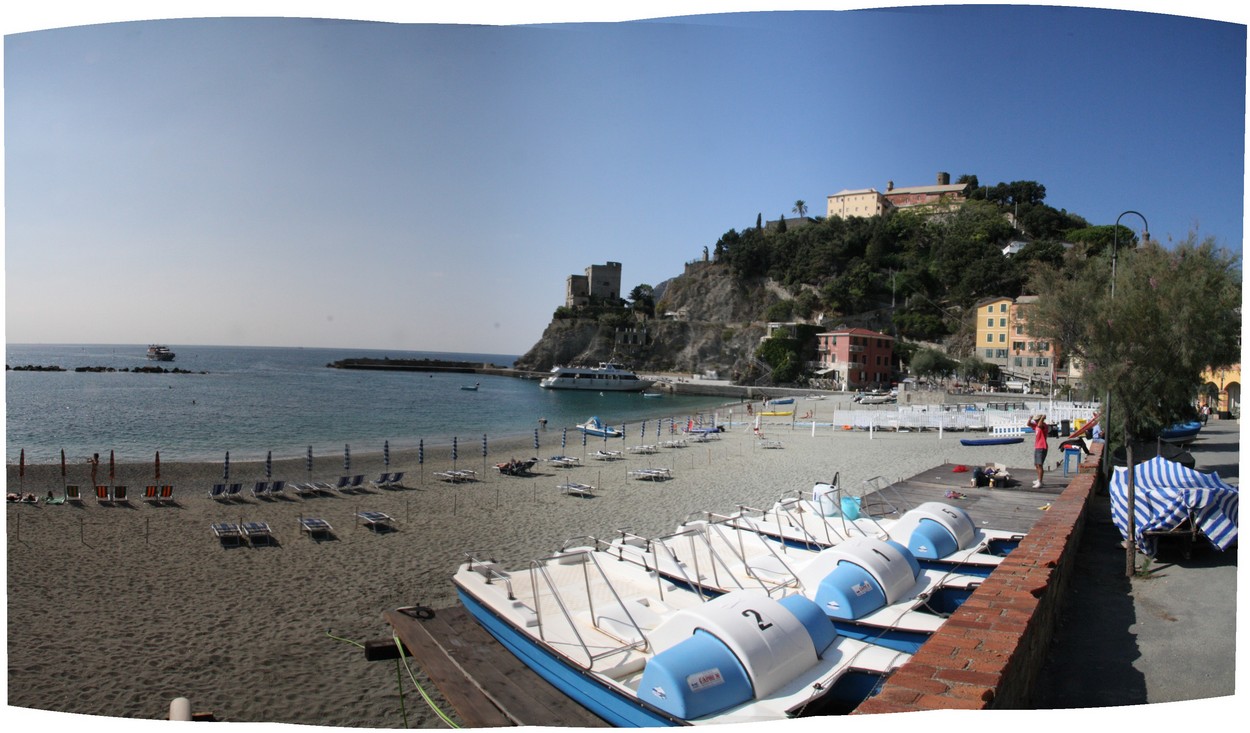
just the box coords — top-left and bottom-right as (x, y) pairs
(455, 587), (681, 727)
(959, 437), (1024, 446)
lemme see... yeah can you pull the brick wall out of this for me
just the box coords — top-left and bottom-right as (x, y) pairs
(854, 443), (1104, 713)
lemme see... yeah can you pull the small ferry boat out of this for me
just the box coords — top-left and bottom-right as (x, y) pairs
(539, 362), (654, 392)
(146, 345), (175, 361)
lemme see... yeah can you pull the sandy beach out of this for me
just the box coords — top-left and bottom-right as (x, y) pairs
(7, 418), (1048, 728)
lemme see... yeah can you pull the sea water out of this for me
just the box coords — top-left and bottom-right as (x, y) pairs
(4, 344), (732, 463)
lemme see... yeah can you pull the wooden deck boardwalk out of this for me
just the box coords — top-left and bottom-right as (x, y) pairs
(382, 462), (1067, 726)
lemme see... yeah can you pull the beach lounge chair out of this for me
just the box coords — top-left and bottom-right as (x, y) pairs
(387, 472), (405, 487)
(143, 485), (160, 504)
(371, 473), (393, 489)
(211, 522), (243, 547)
(112, 485), (130, 504)
(158, 485), (175, 504)
(289, 481), (317, 497)
(209, 483), (229, 500)
(251, 481), (270, 499)
(65, 485), (83, 504)
(349, 474), (365, 491)
(559, 481), (596, 497)
(356, 511), (395, 531)
(333, 476), (356, 494)
(224, 483), (244, 500)
(95, 485), (113, 505)
(299, 517), (334, 541)
(240, 521), (274, 547)
(268, 480), (286, 498)
(308, 480), (337, 496)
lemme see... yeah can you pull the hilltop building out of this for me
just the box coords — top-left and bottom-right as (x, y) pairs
(826, 172), (968, 220)
(565, 261), (622, 308)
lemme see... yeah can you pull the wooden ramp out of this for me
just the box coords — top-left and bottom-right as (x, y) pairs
(860, 462), (1066, 535)
(383, 605), (609, 728)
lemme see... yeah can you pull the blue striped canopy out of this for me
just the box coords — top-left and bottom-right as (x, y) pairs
(1110, 456), (1239, 556)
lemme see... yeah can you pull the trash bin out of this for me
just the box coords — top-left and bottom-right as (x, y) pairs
(1060, 419), (1071, 436)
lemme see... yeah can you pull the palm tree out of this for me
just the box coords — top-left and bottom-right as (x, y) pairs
(792, 200), (808, 218)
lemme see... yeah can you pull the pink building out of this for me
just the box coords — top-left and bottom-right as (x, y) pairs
(817, 327), (895, 390)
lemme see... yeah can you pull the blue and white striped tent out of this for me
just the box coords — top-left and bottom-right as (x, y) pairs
(1110, 455), (1238, 556)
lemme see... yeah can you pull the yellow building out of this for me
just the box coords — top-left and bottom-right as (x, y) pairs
(825, 188), (890, 219)
(974, 296), (1013, 369)
(1201, 364), (1241, 418)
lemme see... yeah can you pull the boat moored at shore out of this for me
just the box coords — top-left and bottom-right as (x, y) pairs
(539, 362), (654, 392)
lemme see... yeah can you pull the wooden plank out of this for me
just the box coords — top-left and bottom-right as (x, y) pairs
(384, 608), (514, 728)
(439, 608), (610, 727)
(384, 606), (609, 728)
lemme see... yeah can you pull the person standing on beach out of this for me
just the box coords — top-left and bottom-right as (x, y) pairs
(1027, 413), (1049, 488)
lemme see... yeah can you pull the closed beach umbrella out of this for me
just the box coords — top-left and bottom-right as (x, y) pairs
(155, 451), (161, 481)
(266, 450), (272, 480)
(109, 450), (115, 486)
(482, 434), (488, 458)
(19, 449), (25, 491)
(641, 421), (646, 441)
(418, 439), (424, 465)
(344, 444), (351, 473)
(561, 427), (567, 451)
(306, 445), (313, 480)
(61, 448), (66, 479)
(91, 454), (98, 487)
(452, 436), (458, 462)
(620, 423), (626, 441)
(223, 451), (230, 481)
(384, 440), (390, 468)
(581, 429), (587, 448)
(533, 428), (539, 452)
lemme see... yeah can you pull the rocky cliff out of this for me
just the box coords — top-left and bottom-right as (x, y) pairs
(513, 262), (787, 381)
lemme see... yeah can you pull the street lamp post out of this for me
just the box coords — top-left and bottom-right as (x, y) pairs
(1105, 210), (1148, 578)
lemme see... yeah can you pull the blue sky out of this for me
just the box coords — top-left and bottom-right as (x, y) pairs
(4, 2), (1246, 356)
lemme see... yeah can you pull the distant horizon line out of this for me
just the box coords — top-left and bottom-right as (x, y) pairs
(4, 342), (522, 358)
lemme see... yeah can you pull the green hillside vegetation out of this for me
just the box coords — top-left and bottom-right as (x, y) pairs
(712, 177), (1114, 341)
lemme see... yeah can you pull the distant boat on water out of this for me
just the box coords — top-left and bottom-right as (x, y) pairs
(146, 345), (175, 361)
(461, 383), (480, 391)
(539, 362), (654, 392)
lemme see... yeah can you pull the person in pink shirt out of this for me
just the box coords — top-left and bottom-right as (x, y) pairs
(1027, 413), (1049, 488)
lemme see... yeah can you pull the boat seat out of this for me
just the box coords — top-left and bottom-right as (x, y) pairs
(593, 596), (671, 645)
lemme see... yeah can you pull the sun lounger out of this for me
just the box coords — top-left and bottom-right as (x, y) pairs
(95, 485), (113, 505)
(371, 473), (394, 489)
(112, 485), (130, 504)
(240, 521), (274, 546)
(435, 470), (476, 483)
(590, 450), (623, 461)
(627, 445), (659, 454)
(547, 456), (581, 468)
(65, 485), (83, 504)
(211, 522), (243, 546)
(143, 485), (160, 503)
(267, 480), (286, 498)
(558, 482), (596, 497)
(309, 480), (337, 495)
(290, 481), (318, 497)
(357, 511), (395, 531)
(387, 472), (404, 487)
(333, 476), (355, 494)
(251, 481), (270, 499)
(209, 483), (228, 500)
(224, 483), (244, 500)
(627, 468), (673, 481)
(299, 517), (334, 540)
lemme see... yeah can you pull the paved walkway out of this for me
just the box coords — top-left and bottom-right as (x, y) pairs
(1033, 418), (1241, 716)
